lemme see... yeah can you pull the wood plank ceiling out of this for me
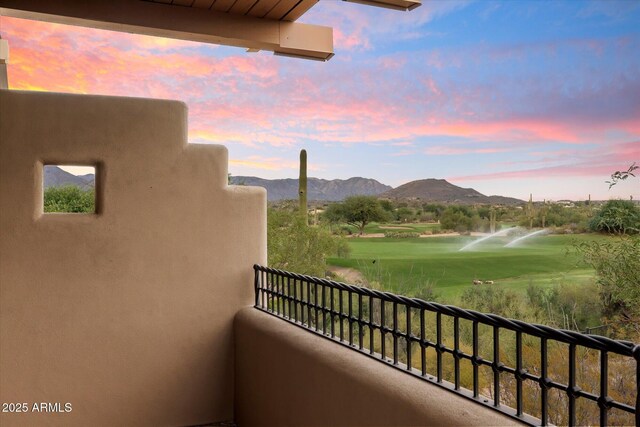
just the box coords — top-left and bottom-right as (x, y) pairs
(143, 0), (317, 22)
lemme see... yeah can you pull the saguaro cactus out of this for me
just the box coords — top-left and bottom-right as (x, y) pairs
(299, 149), (308, 224)
(489, 208), (496, 234)
(527, 193), (534, 229)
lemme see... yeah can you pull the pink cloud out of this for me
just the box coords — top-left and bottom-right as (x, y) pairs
(3, 16), (277, 99)
(334, 28), (369, 51)
(3, 13), (638, 193)
(450, 164), (617, 182)
(425, 146), (514, 155)
(423, 77), (442, 96)
(378, 56), (406, 70)
(449, 141), (640, 182)
(230, 155), (325, 172)
(391, 149), (416, 157)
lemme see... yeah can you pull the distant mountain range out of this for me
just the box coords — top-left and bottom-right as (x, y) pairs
(44, 166), (94, 190)
(233, 176), (522, 204)
(230, 176), (392, 201)
(381, 179), (523, 205)
(45, 166), (522, 205)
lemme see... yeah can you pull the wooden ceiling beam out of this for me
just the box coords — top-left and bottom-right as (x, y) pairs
(0, 0), (333, 60)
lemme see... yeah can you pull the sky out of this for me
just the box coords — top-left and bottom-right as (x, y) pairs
(1, 0), (639, 201)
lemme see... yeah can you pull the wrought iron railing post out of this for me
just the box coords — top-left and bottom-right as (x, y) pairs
(599, 350), (609, 426)
(568, 343), (576, 426)
(369, 296), (375, 355)
(420, 308), (426, 377)
(472, 321), (479, 399)
(515, 331), (523, 417)
(635, 345), (639, 427)
(453, 317), (460, 390)
(436, 312), (442, 383)
(393, 302), (399, 365)
(358, 293), (364, 350)
(406, 307), (412, 372)
(540, 338), (548, 426)
(253, 264), (260, 307)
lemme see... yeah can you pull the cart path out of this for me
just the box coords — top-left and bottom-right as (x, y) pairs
(328, 266), (369, 286)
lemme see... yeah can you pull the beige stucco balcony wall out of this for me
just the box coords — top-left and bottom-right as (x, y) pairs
(235, 308), (523, 427)
(0, 90), (266, 426)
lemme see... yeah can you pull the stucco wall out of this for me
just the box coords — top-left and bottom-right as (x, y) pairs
(0, 90), (266, 426)
(235, 308), (524, 427)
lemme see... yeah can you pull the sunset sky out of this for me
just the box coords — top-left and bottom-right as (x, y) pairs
(1, 0), (639, 201)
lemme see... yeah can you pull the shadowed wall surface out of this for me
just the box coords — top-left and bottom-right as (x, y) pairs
(0, 90), (266, 426)
(235, 308), (523, 427)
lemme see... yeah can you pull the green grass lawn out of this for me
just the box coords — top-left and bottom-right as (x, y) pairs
(328, 233), (607, 302)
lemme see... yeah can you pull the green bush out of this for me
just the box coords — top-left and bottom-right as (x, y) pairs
(588, 200), (640, 235)
(268, 207), (340, 277)
(575, 236), (640, 337)
(460, 286), (524, 320)
(335, 238), (352, 259)
(44, 185), (95, 213)
(383, 231), (420, 238)
(440, 205), (479, 232)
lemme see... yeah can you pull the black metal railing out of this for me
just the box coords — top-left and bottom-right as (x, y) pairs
(253, 265), (640, 426)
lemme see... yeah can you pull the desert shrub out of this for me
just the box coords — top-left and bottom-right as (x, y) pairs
(339, 225), (353, 235)
(440, 205), (480, 232)
(268, 208), (338, 277)
(588, 199), (640, 235)
(383, 231), (420, 238)
(44, 185), (94, 213)
(460, 286), (525, 320)
(526, 283), (602, 331)
(575, 235), (640, 337)
(395, 207), (416, 222)
(335, 238), (352, 258)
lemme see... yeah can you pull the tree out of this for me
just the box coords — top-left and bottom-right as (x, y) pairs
(606, 162), (637, 189)
(422, 203), (445, 220)
(576, 165), (640, 339)
(378, 199), (395, 213)
(576, 236), (640, 336)
(439, 205), (478, 232)
(395, 206), (415, 223)
(43, 185), (95, 213)
(324, 196), (390, 235)
(588, 199), (640, 235)
(268, 206), (338, 277)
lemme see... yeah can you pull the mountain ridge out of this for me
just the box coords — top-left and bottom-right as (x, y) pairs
(43, 166), (523, 204)
(230, 176), (392, 201)
(381, 178), (522, 205)
(44, 166), (94, 190)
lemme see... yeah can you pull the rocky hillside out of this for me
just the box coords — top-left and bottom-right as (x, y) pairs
(230, 176), (392, 201)
(382, 179), (522, 205)
(44, 166), (94, 189)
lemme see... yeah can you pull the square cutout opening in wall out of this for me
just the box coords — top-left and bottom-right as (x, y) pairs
(43, 165), (97, 214)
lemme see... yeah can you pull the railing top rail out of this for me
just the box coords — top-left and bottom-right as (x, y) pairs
(254, 264), (639, 358)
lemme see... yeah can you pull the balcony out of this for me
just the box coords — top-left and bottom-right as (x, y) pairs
(240, 265), (639, 426)
(1, 89), (638, 426)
